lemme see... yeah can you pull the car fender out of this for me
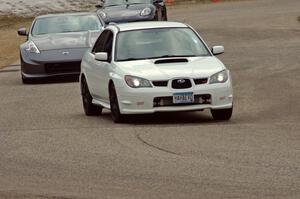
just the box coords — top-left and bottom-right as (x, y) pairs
(19, 42), (30, 60)
(80, 53), (92, 92)
(108, 72), (125, 103)
(109, 72), (124, 89)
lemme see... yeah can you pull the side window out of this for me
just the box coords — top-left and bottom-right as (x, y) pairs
(92, 30), (109, 53)
(103, 32), (113, 62)
(92, 30), (114, 62)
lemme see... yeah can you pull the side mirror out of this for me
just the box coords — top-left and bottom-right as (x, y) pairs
(18, 27), (27, 36)
(95, 52), (108, 61)
(212, 46), (224, 55)
(96, 1), (104, 8)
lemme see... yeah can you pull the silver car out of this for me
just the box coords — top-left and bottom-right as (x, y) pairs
(18, 12), (105, 84)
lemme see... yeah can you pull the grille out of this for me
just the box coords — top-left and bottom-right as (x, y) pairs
(45, 62), (81, 74)
(152, 80), (168, 87)
(153, 94), (211, 107)
(194, 78), (208, 85)
(172, 79), (192, 89)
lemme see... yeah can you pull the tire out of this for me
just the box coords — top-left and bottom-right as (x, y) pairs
(211, 107), (233, 121)
(157, 10), (162, 21)
(154, 9), (162, 21)
(109, 83), (124, 123)
(163, 9), (168, 21)
(163, 15), (168, 21)
(81, 77), (102, 116)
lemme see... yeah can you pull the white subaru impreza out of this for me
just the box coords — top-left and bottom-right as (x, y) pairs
(80, 22), (233, 122)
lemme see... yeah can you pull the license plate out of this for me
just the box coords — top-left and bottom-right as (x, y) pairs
(173, 92), (194, 104)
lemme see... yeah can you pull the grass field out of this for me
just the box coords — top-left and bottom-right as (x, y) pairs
(0, 16), (33, 69)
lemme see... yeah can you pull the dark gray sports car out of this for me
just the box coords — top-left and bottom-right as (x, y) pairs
(96, 0), (168, 24)
(18, 12), (105, 84)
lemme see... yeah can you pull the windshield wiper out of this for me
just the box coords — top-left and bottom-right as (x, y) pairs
(117, 58), (143, 61)
(127, 3), (144, 5)
(106, 4), (123, 7)
(60, 30), (79, 33)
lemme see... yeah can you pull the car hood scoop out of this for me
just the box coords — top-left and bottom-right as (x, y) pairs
(154, 58), (189, 64)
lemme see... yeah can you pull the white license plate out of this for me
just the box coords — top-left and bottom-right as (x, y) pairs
(173, 92), (194, 104)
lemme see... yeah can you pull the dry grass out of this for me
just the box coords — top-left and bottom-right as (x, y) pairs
(0, 16), (33, 69)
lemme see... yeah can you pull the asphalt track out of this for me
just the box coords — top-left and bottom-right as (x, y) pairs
(0, 0), (299, 198)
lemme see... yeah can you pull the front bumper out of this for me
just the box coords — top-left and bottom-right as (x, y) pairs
(21, 59), (81, 79)
(115, 81), (233, 114)
(20, 48), (88, 79)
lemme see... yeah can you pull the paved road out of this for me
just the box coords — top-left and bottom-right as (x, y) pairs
(0, 0), (300, 198)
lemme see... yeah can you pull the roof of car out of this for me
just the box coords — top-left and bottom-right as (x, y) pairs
(36, 12), (98, 19)
(111, 21), (189, 31)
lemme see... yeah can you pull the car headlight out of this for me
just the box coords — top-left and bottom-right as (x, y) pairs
(26, 41), (40, 54)
(99, 12), (107, 19)
(140, 8), (152, 16)
(209, 70), (229, 84)
(125, 75), (152, 88)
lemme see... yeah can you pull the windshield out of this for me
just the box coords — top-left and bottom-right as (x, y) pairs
(32, 15), (102, 36)
(104, 0), (152, 7)
(116, 28), (211, 61)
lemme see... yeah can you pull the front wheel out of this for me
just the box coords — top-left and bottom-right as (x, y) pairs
(81, 77), (102, 116)
(163, 15), (168, 21)
(162, 9), (168, 21)
(154, 9), (163, 21)
(109, 83), (124, 123)
(211, 107), (233, 121)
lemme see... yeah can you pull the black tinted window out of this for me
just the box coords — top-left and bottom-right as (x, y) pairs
(93, 30), (110, 53)
(93, 30), (114, 61)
